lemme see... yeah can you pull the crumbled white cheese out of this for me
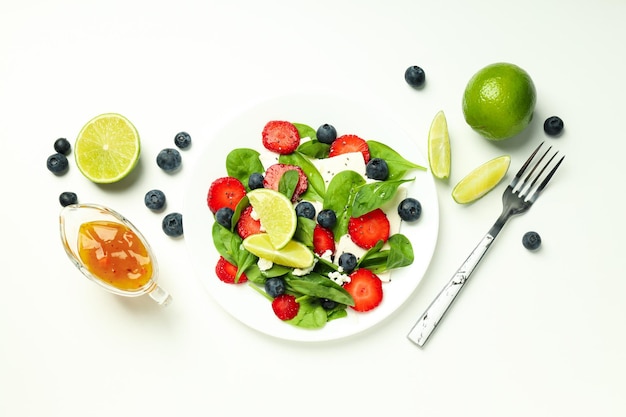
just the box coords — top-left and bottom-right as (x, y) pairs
(292, 258), (317, 276)
(328, 271), (350, 285)
(257, 258), (273, 271)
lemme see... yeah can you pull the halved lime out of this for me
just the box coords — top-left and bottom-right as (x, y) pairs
(247, 188), (297, 249)
(74, 113), (140, 183)
(452, 155), (511, 204)
(242, 234), (314, 269)
(428, 110), (451, 179)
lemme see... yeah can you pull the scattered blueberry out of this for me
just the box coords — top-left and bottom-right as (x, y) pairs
(397, 197), (422, 221)
(265, 277), (286, 298)
(59, 191), (78, 207)
(543, 116), (564, 136)
(54, 138), (71, 155)
(156, 148), (182, 172)
(522, 231), (541, 250)
(215, 207), (234, 228)
(338, 252), (357, 273)
(316, 124), (337, 144)
(248, 172), (265, 190)
(321, 298), (337, 310)
(295, 201), (316, 219)
(47, 153), (69, 174)
(404, 65), (426, 88)
(366, 158), (389, 180)
(317, 209), (337, 229)
(174, 131), (192, 149)
(144, 189), (166, 210)
(162, 212), (183, 237)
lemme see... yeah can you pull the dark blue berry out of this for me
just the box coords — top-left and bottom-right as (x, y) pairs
(59, 191), (77, 207)
(317, 209), (337, 229)
(264, 277), (286, 298)
(295, 201), (316, 219)
(338, 252), (357, 273)
(144, 189), (166, 210)
(543, 116), (564, 136)
(366, 158), (389, 180)
(248, 172), (265, 190)
(156, 148), (182, 172)
(47, 153), (69, 174)
(54, 138), (71, 155)
(316, 124), (337, 144)
(174, 131), (192, 149)
(321, 298), (337, 310)
(215, 207), (234, 229)
(405, 65), (426, 88)
(397, 198), (421, 221)
(162, 212), (183, 237)
(522, 231), (541, 250)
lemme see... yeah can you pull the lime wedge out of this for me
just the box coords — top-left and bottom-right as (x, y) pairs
(452, 155), (511, 204)
(247, 188), (297, 249)
(74, 113), (140, 184)
(428, 110), (451, 179)
(242, 234), (314, 269)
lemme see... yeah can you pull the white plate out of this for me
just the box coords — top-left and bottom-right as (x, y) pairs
(183, 92), (439, 342)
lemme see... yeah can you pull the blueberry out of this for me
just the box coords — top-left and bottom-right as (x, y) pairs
(397, 198), (422, 221)
(295, 201), (316, 219)
(144, 189), (166, 210)
(338, 252), (357, 273)
(366, 158), (389, 180)
(321, 298), (337, 310)
(54, 138), (71, 155)
(316, 124), (337, 144)
(248, 172), (265, 190)
(162, 212), (183, 237)
(47, 153), (69, 174)
(522, 231), (541, 250)
(174, 131), (192, 149)
(543, 116), (564, 136)
(156, 148), (182, 172)
(264, 277), (286, 298)
(404, 65), (426, 88)
(59, 191), (78, 207)
(215, 207), (234, 228)
(317, 209), (337, 229)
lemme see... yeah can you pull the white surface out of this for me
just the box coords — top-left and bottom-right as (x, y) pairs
(1, 1), (624, 416)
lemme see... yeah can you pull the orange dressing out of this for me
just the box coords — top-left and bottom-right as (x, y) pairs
(78, 220), (153, 291)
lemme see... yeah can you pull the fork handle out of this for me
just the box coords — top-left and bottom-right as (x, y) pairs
(407, 231), (498, 347)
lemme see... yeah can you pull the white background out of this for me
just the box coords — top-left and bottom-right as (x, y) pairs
(1, 1), (624, 416)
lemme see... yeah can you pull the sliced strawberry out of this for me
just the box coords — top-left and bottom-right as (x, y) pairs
(207, 176), (247, 214)
(343, 268), (383, 312)
(215, 256), (248, 284)
(348, 208), (390, 249)
(236, 205), (262, 239)
(262, 120), (300, 155)
(312, 225), (336, 257)
(263, 163), (308, 201)
(271, 294), (300, 320)
(328, 134), (370, 163)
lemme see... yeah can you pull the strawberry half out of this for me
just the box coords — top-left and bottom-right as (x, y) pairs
(262, 120), (300, 155)
(348, 208), (390, 249)
(313, 225), (336, 257)
(263, 163), (308, 201)
(236, 205), (262, 239)
(271, 294), (300, 320)
(215, 256), (248, 284)
(328, 134), (370, 163)
(343, 268), (383, 312)
(207, 176), (247, 214)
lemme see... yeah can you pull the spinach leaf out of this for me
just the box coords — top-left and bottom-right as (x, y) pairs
(226, 148), (265, 190)
(211, 221), (258, 281)
(351, 178), (414, 218)
(287, 297), (328, 329)
(279, 151), (325, 201)
(278, 169), (299, 200)
(324, 170), (365, 236)
(296, 140), (330, 159)
(293, 216), (315, 247)
(261, 264), (292, 278)
(293, 122), (317, 140)
(230, 195), (249, 232)
(286, 273), (354, 306)
(367, 140), (426, 180)
(356, 233), (414, 273)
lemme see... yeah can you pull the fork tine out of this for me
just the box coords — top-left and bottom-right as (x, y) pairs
(528, 154), (565, 203)
(509, 141), (544, 189)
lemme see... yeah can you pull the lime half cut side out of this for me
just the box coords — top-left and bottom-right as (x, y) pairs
(242, 234), (314, 269)
(452, 155), (511, 204)
(428, 110), (451, 179)
(246, 188), (297, 249)
(74, 113), (141, 184)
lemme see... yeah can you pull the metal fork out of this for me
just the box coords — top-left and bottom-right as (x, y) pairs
(407, 142), (564, 347)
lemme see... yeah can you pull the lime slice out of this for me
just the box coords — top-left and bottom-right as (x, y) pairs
(247, 188), (297, 249)
(428, 110), (451, 179)
(74, 113), (140, 183)
(242, 234), (314, 269)
(452, 155), (511, 204)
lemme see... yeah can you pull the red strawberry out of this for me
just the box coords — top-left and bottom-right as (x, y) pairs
(236, 205), (262, 239)
(271, 294), (300, 320)
(263, 163), (308, 201)
(215, 256), (248, 284)
(207, 177), (247, 214)
(348, 208), (390, 249)
(312, 225), (335, 256)
(328, 134), (370, 163)
(262, 120), (300, 155)
(343, 268), (383, 312)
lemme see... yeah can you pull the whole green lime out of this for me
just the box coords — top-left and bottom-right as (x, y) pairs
(462, 62), (536, 141)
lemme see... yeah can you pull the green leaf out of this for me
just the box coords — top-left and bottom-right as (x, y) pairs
(324, 170), (365, 236)
(351, 178), (413, 218)
(286, 297), (328, 329)
(367, 140), (426, 180)
(286, 273), (354, 306)
(296, 140), (330, 159)
(278, 169), (299, 200)
(294, 216), (316, 247)
(385, 233), (414, 270)
(226, 148), (265, 190)
(293, 122), (317, 140)
(279, 151), (326, 201)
